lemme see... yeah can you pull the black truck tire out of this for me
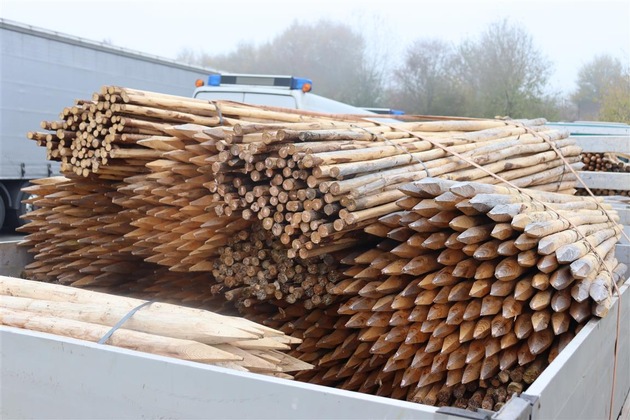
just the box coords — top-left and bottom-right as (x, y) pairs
(5, 182), (32, 229)
(0, 197), (6, 230)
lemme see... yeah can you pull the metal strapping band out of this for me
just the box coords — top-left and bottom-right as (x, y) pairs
(98, 301), (154, 344)
(212, 101), (225, 125)
(351, 125), (432, 178)
(558, 159), (567, 192)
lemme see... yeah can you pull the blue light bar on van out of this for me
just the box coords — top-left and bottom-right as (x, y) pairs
(290, 77), (313, 92)
(208, 74), (222, 86)
(205, 74), (313, 92)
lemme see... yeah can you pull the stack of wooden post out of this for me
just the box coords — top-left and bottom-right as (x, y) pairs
(23, 87), (582, 311)
(119, 111), (588, 315)
(279, 177), (625, 407)
(0, 276), (311, 378)
(577, 152), (630, 197)
(207, 119), (582, 259)
(27, 87), (340, 180)
(17, 176), (226, 310)
(27, 87), (582, 261)
(21, 86), (629, 410)
(18, 175), (139, 286)
(581, 152), (630, 173)
(210, 221), (356, 311)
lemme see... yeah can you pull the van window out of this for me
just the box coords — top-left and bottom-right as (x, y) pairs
(244, 93), (297, 109)
(302, 94), (375, 115)
(194, 91), (245, 102)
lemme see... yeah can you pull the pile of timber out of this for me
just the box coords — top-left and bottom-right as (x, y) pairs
(200, 119), (581, 259)
(577, 152), (630, 197)
(273, 178), (625, 406)
(27, 87), (583, 261)
(0, 276), (311, 378)
(17, 174), (356, 312)
(24, 86), (583, 310)
(17, 176), (227, 311)
(211, 222), (352, 310)
(28, 87), (340, 180)
(581, 152), (630, 173)
(270, 290), (552, 410)
(576, 188), (630, 198)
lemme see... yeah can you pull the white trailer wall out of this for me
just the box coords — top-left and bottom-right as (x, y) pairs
(0, 19), (215, 179)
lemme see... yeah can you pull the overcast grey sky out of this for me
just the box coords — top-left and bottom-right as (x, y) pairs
(2, 0), (629, 94)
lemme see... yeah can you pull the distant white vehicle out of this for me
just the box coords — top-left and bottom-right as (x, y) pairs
(193, 73), (379, 116)
(546, 121), (630, 136)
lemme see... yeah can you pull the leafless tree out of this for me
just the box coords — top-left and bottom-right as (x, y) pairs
(389, 39), (465, 116)
(455, 19), (552, 118)
(572, 54), (625, 120)
(599, 65), (630, 123)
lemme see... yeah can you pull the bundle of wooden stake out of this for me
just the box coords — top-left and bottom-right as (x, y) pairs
(577, 152), (630, 197)
(179, 118), (582, 260)
(0, 276), (311, 378)
(273, 177), (625, 406)
(581, 152), (630, 173)
(28, 87), (339, 180)
(20, 86), (628, 410)
(27, 87), (582, 261)
(17, 175), (236, 311)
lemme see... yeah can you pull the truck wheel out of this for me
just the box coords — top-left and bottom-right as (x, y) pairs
(5, 184), (33, 229)
(0, 197), (5, 230)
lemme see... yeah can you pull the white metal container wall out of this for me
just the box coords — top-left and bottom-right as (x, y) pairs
(0, 19), (214, 179)
(1, 277), (628, 419)
(523, 279), (630, 419)
(0, 326), (460, 419)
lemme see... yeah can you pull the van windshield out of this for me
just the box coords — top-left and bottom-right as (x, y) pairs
(195, 88), (376, 116)
(300, 94), (376, 115)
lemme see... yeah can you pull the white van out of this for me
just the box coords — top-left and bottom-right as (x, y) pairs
(192, 73), (380, 115)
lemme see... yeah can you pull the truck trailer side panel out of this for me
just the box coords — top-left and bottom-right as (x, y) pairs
(0, 19), (215, 226)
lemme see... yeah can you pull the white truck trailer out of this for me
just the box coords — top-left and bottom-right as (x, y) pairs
(0, 19), (216, 229)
